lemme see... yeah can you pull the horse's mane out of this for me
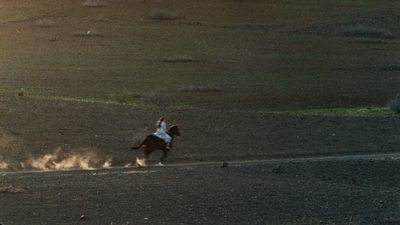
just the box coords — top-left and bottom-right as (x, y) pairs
(168, 125), (180, 136)
(169, 125), (178, 129)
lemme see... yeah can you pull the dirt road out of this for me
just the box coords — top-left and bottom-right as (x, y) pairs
(1, 153), (400, 225)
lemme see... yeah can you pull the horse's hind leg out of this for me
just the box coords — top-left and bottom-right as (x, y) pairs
(159, 149), (170, 165)
(136, 148), (150, 167)
(142, 148), (154, 166)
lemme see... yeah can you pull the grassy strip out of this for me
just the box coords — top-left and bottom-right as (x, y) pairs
(27, 95), (138, 106)
(23, 94), (195, 110)
(282, 106), (394, 116)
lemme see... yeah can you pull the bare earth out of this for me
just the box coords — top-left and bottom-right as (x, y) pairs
(1, 0), (400, 224)
(1, 96), (400, 166)
(2, 154), (400, 225)
(1, 95), (400, 224)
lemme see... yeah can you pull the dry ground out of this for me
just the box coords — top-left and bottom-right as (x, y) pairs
(2, 155), (400, 225)
(0, 0), (399, 109)
(0, 95), (400, 166)
(1, 0), (400, 224)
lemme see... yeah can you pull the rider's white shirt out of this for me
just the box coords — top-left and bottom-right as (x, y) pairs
(153, 121), (172, 144)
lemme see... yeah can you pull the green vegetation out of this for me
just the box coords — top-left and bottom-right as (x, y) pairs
(283, 106), (393, 116)
(83, 0), (107, 7)
(178, 85), (222, 93)
(161, 55), (194, 63)
(342, 24), (394, 39)
(150, 9), (179, 20)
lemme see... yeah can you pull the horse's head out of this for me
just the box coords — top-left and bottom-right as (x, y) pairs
(168, 125), (181, 137)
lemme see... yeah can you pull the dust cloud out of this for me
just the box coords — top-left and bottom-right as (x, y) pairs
(0, 161), (9, 169)
(0, 147), (113, 171)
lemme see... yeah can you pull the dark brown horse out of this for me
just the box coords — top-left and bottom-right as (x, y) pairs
(131, 125), (180, 165)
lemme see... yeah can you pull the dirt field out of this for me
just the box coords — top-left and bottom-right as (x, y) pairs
(0, 95), (400, 167)
(0, 0), (400, 109)
(2, 155), (400, 225)
(1, 0), (400, 224)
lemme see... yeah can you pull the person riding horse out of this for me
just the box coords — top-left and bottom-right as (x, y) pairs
(153, 117), (172, 150)
(132, 117), (180, 165)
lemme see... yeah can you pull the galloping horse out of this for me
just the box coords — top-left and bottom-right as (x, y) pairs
(131, 125), (180, 165)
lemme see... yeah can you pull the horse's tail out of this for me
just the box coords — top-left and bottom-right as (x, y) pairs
(131, 136), (148, 150)
(131, 145), (141, 150)
(131, 142), (145, 150)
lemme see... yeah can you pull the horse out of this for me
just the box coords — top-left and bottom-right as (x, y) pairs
(131, 125), (180, 166)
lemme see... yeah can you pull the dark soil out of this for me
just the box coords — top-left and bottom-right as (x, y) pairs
(1, 156), (400, 225)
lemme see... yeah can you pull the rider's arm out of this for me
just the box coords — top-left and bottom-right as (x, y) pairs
(160, 121), (167, 132)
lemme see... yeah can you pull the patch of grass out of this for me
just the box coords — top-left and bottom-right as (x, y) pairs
(283, 106), (392, 116)
(107, 89), (141, 104)
(72, 30), (104, 37)
(349, 38), (386, 44)
(161, 55), (194, 63)
(0, 185), (25, 193)
(364, 46), (385, 51)
(342, 24), (394, 39)
(95, 17), (110, 22)
(28, 95), (134, 106)
(107, 89), (173, 107)
(178, 85), (222, 93)
(150, 9), (179, 20)
(388, 94), (400, 113)
(83, 0), (107, 7)
(140, 91), (172, 107)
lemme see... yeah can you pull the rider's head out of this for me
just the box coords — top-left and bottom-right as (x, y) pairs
(157, 117), (165, 127)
